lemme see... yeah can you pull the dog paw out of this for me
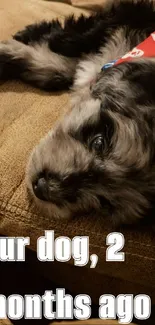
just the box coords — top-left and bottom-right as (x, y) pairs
(0, 40), (21, 79)
(13, 30), (29, 44)
(0, 40), (13, 58)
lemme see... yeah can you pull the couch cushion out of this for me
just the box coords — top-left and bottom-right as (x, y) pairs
(0, 0), (155, 306)
(48, 0), (106, 10)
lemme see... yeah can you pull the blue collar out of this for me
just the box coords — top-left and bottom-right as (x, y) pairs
(101, 59), (119, 71)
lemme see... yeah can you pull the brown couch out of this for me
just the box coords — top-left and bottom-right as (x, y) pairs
(0, 1), (154, 324)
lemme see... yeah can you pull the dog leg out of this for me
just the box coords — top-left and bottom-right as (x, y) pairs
(13, 11), (114, 57)
(0, 39), (77, 90)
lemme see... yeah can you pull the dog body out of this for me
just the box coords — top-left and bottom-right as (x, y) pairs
(1, 0), (155, 223)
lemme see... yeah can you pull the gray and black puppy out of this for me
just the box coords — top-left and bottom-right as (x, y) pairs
(1, 0), (155, 224)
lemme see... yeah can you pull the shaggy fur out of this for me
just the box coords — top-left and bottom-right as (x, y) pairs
(1, 0), (155, 224)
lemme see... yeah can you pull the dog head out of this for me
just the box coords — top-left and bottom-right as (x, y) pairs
(26, 60), (155, 224)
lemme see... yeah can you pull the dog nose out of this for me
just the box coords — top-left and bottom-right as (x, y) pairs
(33, 177), (49, 201)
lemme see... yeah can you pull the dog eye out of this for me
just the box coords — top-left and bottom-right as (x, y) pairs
(90, 135), (104, 153)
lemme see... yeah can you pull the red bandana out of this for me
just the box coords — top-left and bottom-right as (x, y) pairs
(102, 32), (155, 70)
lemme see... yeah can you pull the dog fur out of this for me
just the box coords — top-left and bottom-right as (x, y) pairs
(1, 0), (155, 224)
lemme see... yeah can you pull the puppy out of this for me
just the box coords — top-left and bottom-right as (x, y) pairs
(1, 0), (155, 224)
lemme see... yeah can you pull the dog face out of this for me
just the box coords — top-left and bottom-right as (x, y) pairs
(26, 60), (155, 224)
